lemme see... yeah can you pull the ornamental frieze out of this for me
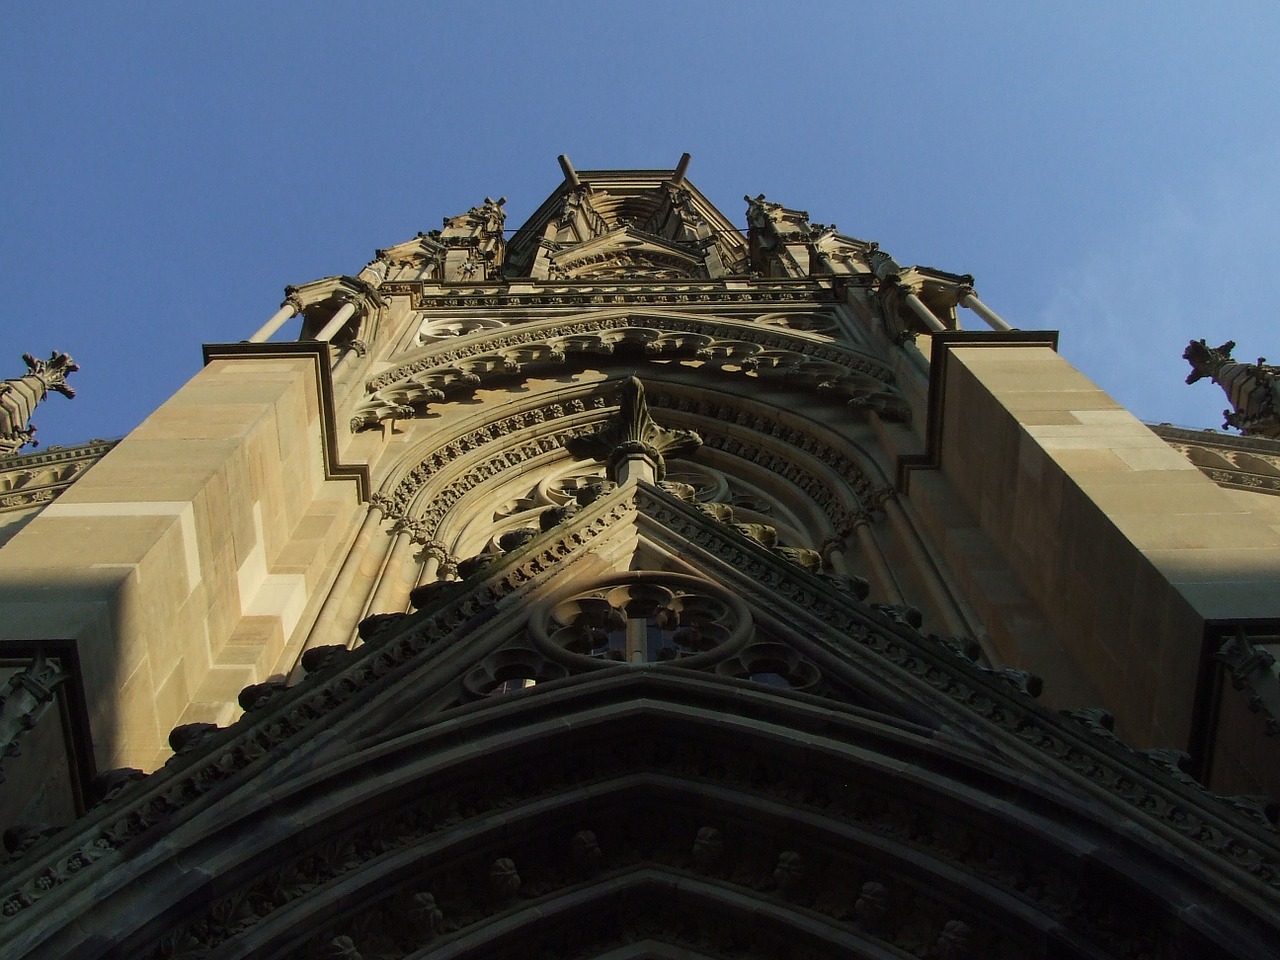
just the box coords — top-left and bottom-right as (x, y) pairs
(0, 439), (118, 515)
(383, 279), (839, 298)
(367, 314), (891, 393)
(1151, 423), (1280, 497)
(356, 320), (901, 431)
(374, 277), (849, 310)
(418, 288), (837, 309)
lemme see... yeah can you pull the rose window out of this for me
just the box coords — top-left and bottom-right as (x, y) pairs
(532, 574), (750, 671)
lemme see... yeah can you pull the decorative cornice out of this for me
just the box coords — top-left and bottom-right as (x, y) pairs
(0, 439), (118, 515)
(369, 314), (888, 392)
(355, 315), (901, 431)
(373, 279), (855, 309)
(1151, 423), (1280, 496)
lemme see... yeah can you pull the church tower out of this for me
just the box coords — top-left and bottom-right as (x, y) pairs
(2, 158), (1279, 958)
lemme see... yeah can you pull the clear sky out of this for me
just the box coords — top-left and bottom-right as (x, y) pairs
(3, 3), (1279, 447)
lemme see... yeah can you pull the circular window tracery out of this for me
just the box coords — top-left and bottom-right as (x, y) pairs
(717, 641), (822, 692)
(414, 317), (506, 345)
(531, 573), (751, 671)
(539, 467), (610, 505)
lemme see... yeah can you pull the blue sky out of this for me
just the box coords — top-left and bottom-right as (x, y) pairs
(3, 3), (1279, 446)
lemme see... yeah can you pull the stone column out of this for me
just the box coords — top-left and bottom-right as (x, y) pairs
(899, 336), (931, 376)
(363, 525), (421, 618)
(851, 517), (904, 604)
(315, 299), (359, 343)
(417, 540), (450, 585)
(248, 294), (304, 343)
(959, 288), (1013, 332)
(882, 497), (968, 635)
(903, 291), (948, 334)
(297, 503), (386, 657)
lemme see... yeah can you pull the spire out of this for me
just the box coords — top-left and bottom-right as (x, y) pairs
(1184, 338), (1280, 438)
(0, 351), (79, 456)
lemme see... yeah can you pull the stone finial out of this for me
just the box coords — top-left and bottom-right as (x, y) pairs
(565, 377), (701, 482)
(1184, 338), (1280, 438)
(0, 351), (79, 456)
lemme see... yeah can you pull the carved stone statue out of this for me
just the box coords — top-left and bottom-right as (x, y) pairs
(0, 351), (79, 456)
(1184, 339), (1280, 438)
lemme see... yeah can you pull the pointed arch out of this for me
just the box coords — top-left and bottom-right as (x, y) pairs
(16, 674), (1273, 959)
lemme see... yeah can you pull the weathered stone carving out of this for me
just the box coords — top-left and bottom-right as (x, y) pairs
(0, 352), (79, 456)
(408, 891), (443, 939)
(0, 651), (69, 783)
(1185, 338), (1280, 438)
(0, 439), (116, 514)
(692, 826), (724, 873)
(772, 849), (804, 898)
(357, 313), (896, 427)
(2, 823), (60, 860)
(167, 722), (219, 755)
(488, 857), (521, 903)
(237, 678), (288, 713)
(564, 377), (701, 481)
(1215, 628), (1280, 737)
(326, 934), (361, 960)
(300, 645), (350, 676)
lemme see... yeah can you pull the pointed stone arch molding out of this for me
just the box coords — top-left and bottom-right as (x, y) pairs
(6, 483), (1280, 954)
(547, 229), (723, 282)
(352, 312), (903, 431)
(14, 676), (1280, 959)
(372, 380), (889, 547)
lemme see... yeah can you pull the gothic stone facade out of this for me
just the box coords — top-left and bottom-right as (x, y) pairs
(1, 161), (1279, 958)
